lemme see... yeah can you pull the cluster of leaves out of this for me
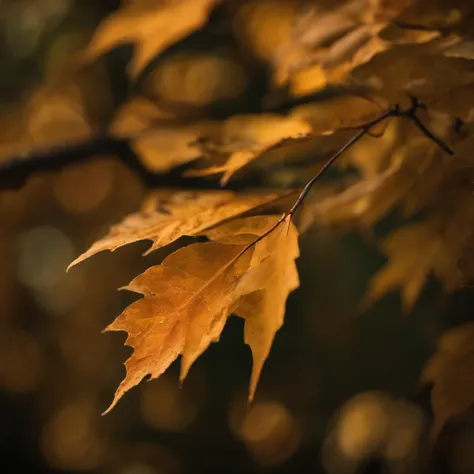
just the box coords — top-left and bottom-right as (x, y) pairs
(6, 0), (474, 437)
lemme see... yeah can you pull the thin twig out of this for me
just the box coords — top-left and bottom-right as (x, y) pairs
(407, 112), (454, 155)
(238, 97), (455, 254)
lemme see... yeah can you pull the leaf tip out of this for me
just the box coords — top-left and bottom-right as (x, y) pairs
(101, 393), (120, 416)
(66, 257), (81, 272)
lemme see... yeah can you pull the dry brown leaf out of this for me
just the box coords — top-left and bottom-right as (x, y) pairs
(84, 0), (220, 78)
(422, 322), (474, 436)
(102, 215), (299, 411)
(68, 190), (277, 268)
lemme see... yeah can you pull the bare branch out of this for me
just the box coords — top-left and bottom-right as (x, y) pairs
(0, 131), (223, 191)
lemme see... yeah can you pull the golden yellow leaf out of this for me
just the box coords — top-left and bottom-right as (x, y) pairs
(187, 114), (311, 184)
(291, 95), (384, 136)
(351, 39), (474, 111)
(68, 190), (277, 268)
(103, 240), (252, 413)
(216, 113), (311, 151)
(112, 98), (313, 179)
(273, 0), (439, 97)
(110, 96), (177, 135)
(422, 322), (474, 436)
(84, 0), (220, 78)
(273, 0), (368, 89)
(132, 127), (206, 172)
(364, 192), (474, 311)
(233, 0), (298, 64)
(233, 220), (300, 399)
(299, 132), (444, 231)
(103, 215), (299, 411)
(299, 157), (401, 232)
(365, 223), (448, 311)
(110, 96), (217, 172)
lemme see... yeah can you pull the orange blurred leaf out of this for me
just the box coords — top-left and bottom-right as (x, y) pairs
(423, 322), (474, 436)
(84, 0), (220, 78)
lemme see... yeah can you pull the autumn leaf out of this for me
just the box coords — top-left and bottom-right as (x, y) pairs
(350, 38), (474, 114)
(69, 190), (278, 268)
(299, 158), (401, 232)
(111, 97), (313, 180)
(84, 0), (220, 78)
(363, 191), (474, 311)
(187, 114), (311, 184)
(232, 222), (300, 399)
(291, 96), (384, 137)
(103, 215), (299, 412)
(110, 96), (217, 173)
(103, 240), (250, 413)
(204, 216), (300, 398)
(422, 322), (474, 436)
(298, 129), (440, 231)
(273, 0), (440, 98)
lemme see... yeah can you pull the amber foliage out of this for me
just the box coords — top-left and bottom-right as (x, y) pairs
(3, 0), (474, 437)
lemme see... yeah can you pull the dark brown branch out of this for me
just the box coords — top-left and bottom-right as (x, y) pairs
(0, 133), (234, 191)
(406, 110), (454, 155)
(0, 136), (127, 190)
(0, 114), (226, 190)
